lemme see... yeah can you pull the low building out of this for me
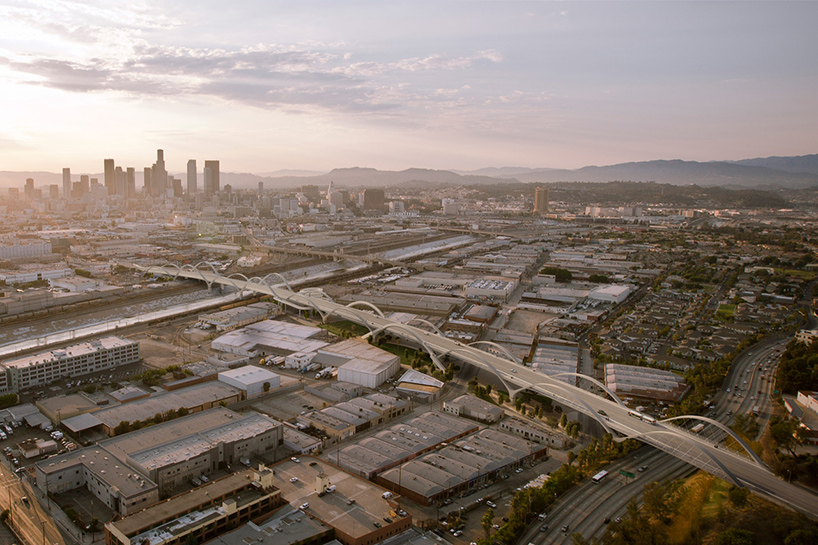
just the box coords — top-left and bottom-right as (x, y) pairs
(588, 284), (632, 304)
(321, 340), (401, 388)
(198, 302), (277, 332)
(218, 365), (280, 398)
(211, 319), (328, 358)
(443, 395), (504, 423)
(105, 468), (283, 545)
(206, 506), (334, 545)
(499, 416), (569, 449)
(604, 363), (689, 403)
(394, 369), (444, 402)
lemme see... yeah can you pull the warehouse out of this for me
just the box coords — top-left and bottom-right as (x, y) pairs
(198, 302), (277, 332)
(531, 341), (580, 386)
(218, 365), (280, 398)
(589, 284), (632, 304)
(443, 395), (505, 423)
(319, 340), (400, 388)
(377, 428), (547, 506)
(604, 363), (689, 403)
(211, 319), (328, 357)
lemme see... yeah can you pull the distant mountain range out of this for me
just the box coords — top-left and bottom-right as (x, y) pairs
(2, 154), (817, 190)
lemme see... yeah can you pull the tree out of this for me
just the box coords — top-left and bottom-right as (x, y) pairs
(559, 413), (568, 428)
(263, 381), (271, 393)
(567, 451), (576, 466)
(481, 507), (495, 540)
(727, 486), (749, 508)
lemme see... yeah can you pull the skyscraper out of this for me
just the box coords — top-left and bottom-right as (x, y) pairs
(126, 167), (136, 199)
(104, 159), (115, 195)
(363, 188), (385, 212)
(204, 160), (220, 196)
(187, 159), (197, 196)
(143, 168), (152, 196)
(62, 168), (71, 199)
(534, 187), (549, 215)
(203, 167), (214, 198)
(151, 149), (167, 197)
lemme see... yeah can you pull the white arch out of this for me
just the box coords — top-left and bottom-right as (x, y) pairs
(322, 306), (377, 333)
(467, 341), (522, 365)
(660, 415), (764, 466)
(529, 380), (618, 436)
(622, 428), (745, 487)
(548, 372), (627, 407)
(364, 323), (444, 370)
(346, 301), (386, 318)
(446, 346), (524, 398)
(409, 319), (445, 337)
(277, 291), (329, 317)
(262, 272), (295, 292)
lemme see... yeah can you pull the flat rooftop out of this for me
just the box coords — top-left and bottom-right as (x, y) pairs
(272, 457), (408, 540)
(3, 336), (136, 370)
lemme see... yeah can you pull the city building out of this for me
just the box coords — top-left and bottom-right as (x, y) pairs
(363, 188), (385, 213)
(443, 395), (505, 423)
(1, 336), (139, 393)
(534, 186), (549, 215)
(320, 340), (401, 388)
(204, 159), (220, 196)
(604, 363), (689, 403)
(187, 159), (197, 196)
(62, 167), (71, 199)
(104, 158), (115, 195)
(105, 467), (283, 545)
(218, 365), (281, 398)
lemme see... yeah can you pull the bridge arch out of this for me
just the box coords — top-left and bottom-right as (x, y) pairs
(321, 306), (379, 333)
(346, 301), (386, 318)
(529, 380), (618, 435)
(445, 346), (523, 398)
(548, 372), (627, 407)
(363, 324), (444, 370)
(467, 341), (522, 365)
(621, 428), (745, 487)
(660, 415), (764, 466)
(408, 319), (445, 337)
(262, 272), (295, 292)
(276, 291), (329, 318)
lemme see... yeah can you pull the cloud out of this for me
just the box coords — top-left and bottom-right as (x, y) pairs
(2, 41), (504, 115)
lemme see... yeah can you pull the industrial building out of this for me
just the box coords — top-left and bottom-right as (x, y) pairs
(198, 302), (278, 331)
(377, 428), (548, 506)
(105, 468), (283, 545)
(272, 457), (413, 545)
(498, 416), (569, 449)
(530, 341), (580, 386)
(298, 393), (408, 438)
(318, 340), (401, 388)
(393, 369), (444, 402)
(588, 284), (632, 304)
(443, 395), (505, 424)
(1, 336), (139, 393)
(338, 292), (464, 316)
(604, 363), (689, 403)
(329, 411), (479, 480)
(218, 365), (280, 398)
(211, 319), (328, 357)
(91, 382), (244, 435)
(205, 506), (334, 545)
(38, 408), (284, 513)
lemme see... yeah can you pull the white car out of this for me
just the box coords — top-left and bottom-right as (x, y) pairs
(289, 477), (298, 483)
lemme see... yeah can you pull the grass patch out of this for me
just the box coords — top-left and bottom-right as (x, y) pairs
(717, 303), (736, 316)
(318, 320), (369, 338)
(378, 342), (428, 367)
(666, 472), (714, 544)
(775, 268), (816, 280)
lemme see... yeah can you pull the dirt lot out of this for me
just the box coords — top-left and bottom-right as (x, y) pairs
(505, 308), (556, 334)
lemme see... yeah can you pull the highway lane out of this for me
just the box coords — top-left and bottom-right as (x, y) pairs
(146, 266), (818, 518)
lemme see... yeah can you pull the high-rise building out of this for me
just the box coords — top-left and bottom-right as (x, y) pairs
(143, 168), (152, 196)
(258, 181), (264, 197)
(187, 159), (197, 196)
(24, 178), (34, 199)
(104, 159), (115, 195)
(151, 149), (167, 198)
(203, 167), (214, 198)
(62, 168), (71, 199)
(126, 167), (136, 199)
(114, 166), (124, 197)
(49, 185), (59, 199)
(204, 160), (220, 196)
(363, 188), (385, 212)
(534, 187), (549, 215)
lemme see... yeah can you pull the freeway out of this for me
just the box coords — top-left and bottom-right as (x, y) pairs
(145, 264), (818, 518)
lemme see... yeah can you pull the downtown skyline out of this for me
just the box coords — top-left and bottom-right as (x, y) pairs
(1, 1), (817, 174)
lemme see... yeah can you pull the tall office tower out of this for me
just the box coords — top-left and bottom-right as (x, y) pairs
(114, 166), (125, 196)
(78, 175), (90, 197)
(49, 185), (59, 199)
(126, 167), (136, 199)
(187, 159), (197, 196)
(326, 180), (335, 199)
(258, 181), (264, 197)
(151, 149), (168, 197)
(534, 187), (549, 215)
(363, 188), (385, 212)
(204, 160), (220, 195)
(24, 178), (34, 199)
(203, 166), (214, 197)
(62, 168), (71, 198)
(172, 177), (183, 197)
(104, 159), (115, 195)
(143, 168), (152, 196)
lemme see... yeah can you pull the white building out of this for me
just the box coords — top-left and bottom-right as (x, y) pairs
(0, 239), (51, 259)
(218, 365), (281, 398)
(588, 284), (632, 304)
(2, 337), (139, 393)
(321, 340), (401, 388)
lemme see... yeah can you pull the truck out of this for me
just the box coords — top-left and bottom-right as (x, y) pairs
(752, 405), (760, 416)
(302, 363), (321, 374)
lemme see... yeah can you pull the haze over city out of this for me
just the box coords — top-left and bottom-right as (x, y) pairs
(2, 1), (817, 173)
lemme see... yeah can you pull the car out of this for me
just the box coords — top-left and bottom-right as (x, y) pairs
(597, 409), (607, 416)
(603, 517), (611, 524)
(200, 475), (209, 483)
(347, 499), (357, 505)
(615, 517), (622, 523)
(291, 457), (300, 463)
(511, 369), (516, 373)
(289, 477), (298, 483)
(189, 478), (202, 487)
(299, 502), (309, 510)
(453, 530), (463, 537)
(540, 525), (549, 532)
(638, 465), (648, 472)
(486, 500), (496, 508)
(493, 524), (501, 529)
(515, 467), (523, 473)
(561, 525), (569, 533)
(373, 522), (382, 528)
(21, 496), (29, 506)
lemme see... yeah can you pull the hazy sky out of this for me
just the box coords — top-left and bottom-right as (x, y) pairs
(1, 1), (816, 174)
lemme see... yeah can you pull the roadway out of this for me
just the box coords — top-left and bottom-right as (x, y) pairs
(0, 461), (64, 545)
(145, 265), (818, 518)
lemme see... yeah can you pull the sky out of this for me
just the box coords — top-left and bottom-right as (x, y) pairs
(1, 0), (817, 175)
